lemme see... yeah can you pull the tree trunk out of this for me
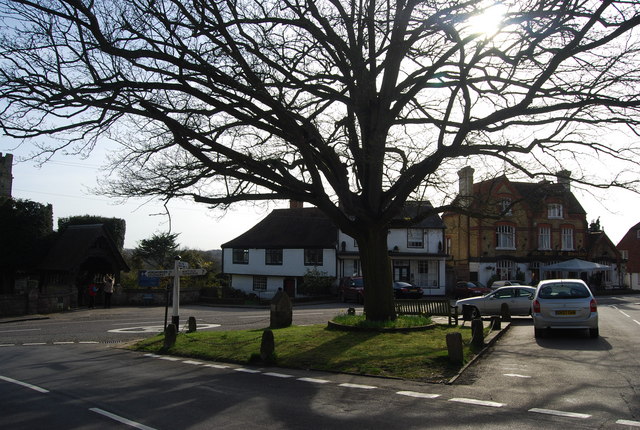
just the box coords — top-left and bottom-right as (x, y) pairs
(356, 226), (396, 321)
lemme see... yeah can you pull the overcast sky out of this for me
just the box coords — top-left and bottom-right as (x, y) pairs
(3, 139), (639, 250)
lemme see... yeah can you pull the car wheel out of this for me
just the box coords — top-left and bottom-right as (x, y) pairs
(470, 306), (481, 319)
(534, 328), (544, 338)
(589, 327), (599, 338)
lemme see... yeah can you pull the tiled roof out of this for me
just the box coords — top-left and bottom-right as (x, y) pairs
(221, 207), (338, 249)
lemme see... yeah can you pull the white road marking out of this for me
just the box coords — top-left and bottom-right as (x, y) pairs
(203, 364), (230, 369)
(0, 328), (41, 333)
(158, 356), (181, 361)
(90, 408), (157, 430)
(449, 398), (504, 408)
(23, 342), (46, 346)
(397, 391), (440, 399)
(620, 311), (631, 318)
(182, 360), (203, 365)
(298, 377), (330, 384)
(617, 419), (640, 427)
(53, 342), (75, 345)
(264, 372), (294, 378)
(108, 324), (220, 333)
(234, 368), (261, 374)
(0, 375), (49, 393)
(633, 320), (640, 326)
(339, 383), (377, 390)
(79, 341), (99, 344)
(503, 373), (531, 378)
(529, 408), (591, 419)
(0, 344), (15, 347)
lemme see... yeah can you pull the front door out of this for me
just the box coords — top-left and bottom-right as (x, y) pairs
(283, 278), (296, 297)
(393, 261), (410, 282)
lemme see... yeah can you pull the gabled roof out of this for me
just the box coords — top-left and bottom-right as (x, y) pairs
(39, 224), (129, 272)
(390, 201), (446, 229)
(221, 207), (338, 249)
(471, 176), (586, 215)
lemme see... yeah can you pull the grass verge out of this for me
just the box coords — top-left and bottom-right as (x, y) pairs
(132, 321), (481, 383)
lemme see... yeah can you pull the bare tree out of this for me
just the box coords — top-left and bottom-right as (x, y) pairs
(1, 0), (640, 320)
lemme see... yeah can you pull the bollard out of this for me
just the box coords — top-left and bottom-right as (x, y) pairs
(270, 289), (292, 328)
(164, 323), (177, 349)
(490, 316), (501, 330)
(446, 332), (464, 364)
(187, 316), (197, 333)
(501, 303), (511, 322)
(471, 318), (484, 350)
(260, 329), (276, 364)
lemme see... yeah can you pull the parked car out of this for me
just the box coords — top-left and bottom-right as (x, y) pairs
(454, 281), (491, 299)
(532, 279), (599, 338)
(338, 277), (424, 303)
(338, 276), (365, 303)
(393, 281), (424, 299)
(455, 286), (536, 319)
(490, 280), (524, 289)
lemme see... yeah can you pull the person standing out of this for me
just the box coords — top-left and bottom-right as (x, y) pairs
(103, 274), (115, 309)
(88, 282), (98, 309)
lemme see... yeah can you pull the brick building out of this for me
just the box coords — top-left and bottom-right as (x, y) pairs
(443, 167), (621, 288)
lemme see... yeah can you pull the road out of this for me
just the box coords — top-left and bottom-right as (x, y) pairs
(1, 296), (639, 429)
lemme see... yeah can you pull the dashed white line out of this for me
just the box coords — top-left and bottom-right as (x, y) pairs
(620, 311), (631, 318)
(529, 408), (591, 419)
(78, 341), (99, 344)
(264, 372), (294, 378)
(203, 364), (230, 369)
(397, 391), (440, 399)
(503, 373), (531, 378)
(617, 419), (640, 427)
(182, 360), (203, 365)
(53, 341), (75, 345)
(634, 320), (640, 326)
(158, 356), (181, 361)
(339, 383), (377, 390)
(297, 377), (330, 384)
(0, 344), (15, 347)
(23, 342), (46, 346)
(0, 375), (49, 393)
(90, 408), (157, 430)
(234, 368), (261, 374)
(450, 398), (504, 408)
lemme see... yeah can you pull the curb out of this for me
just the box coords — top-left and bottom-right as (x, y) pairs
(446, 320), (512, 385)
(0, 316), (50, 324)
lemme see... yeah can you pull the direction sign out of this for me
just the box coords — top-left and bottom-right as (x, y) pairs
(142, 268), (206, 278)
(143, 270), (174, 278)
(178, 268), (207, 276)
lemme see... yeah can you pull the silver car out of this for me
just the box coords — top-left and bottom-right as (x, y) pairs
(456, 286), (536, 319)
(532, 279), (599, 338)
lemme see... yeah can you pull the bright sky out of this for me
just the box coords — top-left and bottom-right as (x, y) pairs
(4, 138), (639, 251)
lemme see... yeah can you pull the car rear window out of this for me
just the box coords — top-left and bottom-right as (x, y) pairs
(538, 282), (590, 299)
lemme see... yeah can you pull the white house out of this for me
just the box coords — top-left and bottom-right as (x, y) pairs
(222, 201), (448, 298)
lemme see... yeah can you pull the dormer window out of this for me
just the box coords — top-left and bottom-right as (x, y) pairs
(500, 198), (513, 216)
(407, 228), (424, 248)
(548, 203), (563, 219)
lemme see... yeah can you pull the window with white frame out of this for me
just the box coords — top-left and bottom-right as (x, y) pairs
(538, 226), (551, 250)
(265, 249), (283, 265)
(548, 203), (564, 219)
(496, 225), (515, 249)
(496, 260), (515, 279)
(304, 248), (323, 266)
(500, 198), (513, 216)
(621, 250), (629, 260)
(253, 275), (267, 291)
(561, 227), (574, 251)
(407, 228), (424, 248)
(232, 248), (249, 264)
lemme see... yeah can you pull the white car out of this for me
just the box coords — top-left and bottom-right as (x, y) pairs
(532, 279), (599, 338)
(456, 286), (536, 319)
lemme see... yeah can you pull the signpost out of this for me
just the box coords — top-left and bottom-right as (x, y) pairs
(142, 258), (207, 329)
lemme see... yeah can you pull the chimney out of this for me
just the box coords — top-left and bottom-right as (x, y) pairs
(290, 200), (304, 209)
(557, 170), (571, 191)
(457, 167), (474, 207)
(0, 153), (13, 201)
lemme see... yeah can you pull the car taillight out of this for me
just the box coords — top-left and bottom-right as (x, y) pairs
(590, 298), (597, 313)
(532, 299), (540, 313)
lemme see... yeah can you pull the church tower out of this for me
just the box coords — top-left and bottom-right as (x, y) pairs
(0, 153), (13, 202)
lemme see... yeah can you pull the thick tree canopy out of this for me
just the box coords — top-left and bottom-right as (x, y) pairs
(1, 0), (640, 319)
(58, 215), (126, 249)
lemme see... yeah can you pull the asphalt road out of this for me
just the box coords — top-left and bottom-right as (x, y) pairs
(1, 296), (639, 429)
